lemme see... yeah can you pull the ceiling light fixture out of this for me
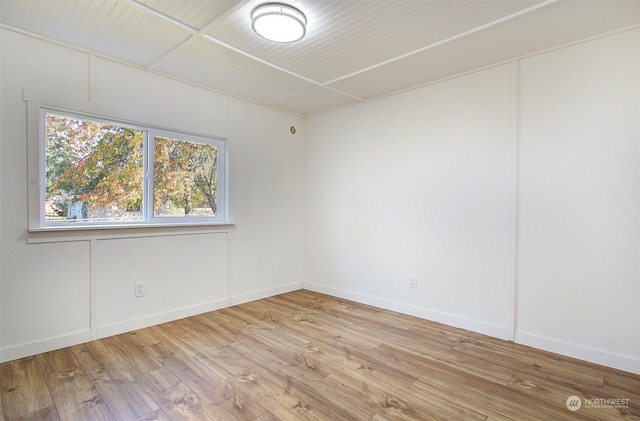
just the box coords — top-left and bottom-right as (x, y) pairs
(251, 3), (307, 43)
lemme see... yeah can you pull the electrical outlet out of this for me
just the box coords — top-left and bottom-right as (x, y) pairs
(409, 275), (418, 289)
(135, 281), (146, 297)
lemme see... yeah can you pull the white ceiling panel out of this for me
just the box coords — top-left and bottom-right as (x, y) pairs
(135, 0), (241, 31)
(211, 0), (546, 83)
(0, 0), (192, 66)
(1, 0), (638, 116)
(267, 87), (361, 116)
(329, 0), (640, 100)
(153, 36), (317, 103)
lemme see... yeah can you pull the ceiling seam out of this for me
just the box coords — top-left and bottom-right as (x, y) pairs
(323, 0), (561, 86)
(0, 23), (306, 118)
(304, 23), (640, 119)
(260, 85), (365, 106)
(122, 0), (200, 70)
(121, 0), (197, 33)
(120, 0), (558, 111)
(119, 0), (370, 105)
(202, 34), (323, 87)
(201, 33), (369, 105)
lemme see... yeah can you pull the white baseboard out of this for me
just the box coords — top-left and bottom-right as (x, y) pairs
(96, 298), (231, 340)
(304, 283), (640, 375)
(230, 281), (303, 306)
(516, 331), (640, 375)
(0, 284), (303, 364)
(303, 282), (511, 341)
(1, 329), (92, 363)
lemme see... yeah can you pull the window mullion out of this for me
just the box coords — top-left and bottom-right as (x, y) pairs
(145, 130), (154, 223)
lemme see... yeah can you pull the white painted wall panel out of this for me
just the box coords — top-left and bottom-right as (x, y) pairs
(1, 242), (91, 358)
(1, 30), (93, 361)
(305, 101), (386, 295)
(227, 99), (304, 304)
(92, 57), (230, 137)
(381, 65), (513, 332)
(94, 233), (228, 336)
(1, 30), (90, 105)
(517, 29), (640, 372)
(306, 65), (514, 339)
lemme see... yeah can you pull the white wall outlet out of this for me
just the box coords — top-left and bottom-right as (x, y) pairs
(135, 281), (146, 297)
(409, 275), (418, 289)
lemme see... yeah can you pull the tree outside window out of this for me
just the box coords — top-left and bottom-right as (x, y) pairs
(44, 111), (224, 226)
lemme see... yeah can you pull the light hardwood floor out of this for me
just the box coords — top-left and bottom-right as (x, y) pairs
(1, 290), (639, 420)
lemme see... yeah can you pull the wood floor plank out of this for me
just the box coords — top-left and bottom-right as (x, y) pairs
(325, 368), (483, 421)
(135, 368), (223, 421)
(42, 366), (114, 421)
(124, 327), (167, 348)
(132, 409), (172, 421)
(508, 372), (640, 421)
(99, 333), (164, 379)
(170, 317), (236, 348)
(35, 348), (79, 378)
(144, 340), (265, 420)
(274, 368), (370, 420)
(320, 340), (481, 420)
(259, 298), (384, 352)
(224, 341), (366, 419)
(6, 405), (60, 421)
(375, 341), (513, 387)
(187, 308), (235, 328)
(412, 364), (597, 421)
(2, 290), (639, 421)
(605, 371), (640, 399)
(37, 345), (114, 421)
(223, 345), (297, 400)
(264, 294), (356, 330)
(154, 328), (238, 381)
(447, 344), (542, 386)
(0, 385), (4, 421)
(1, 356), (54, 420)
(72, 341), (159, 420)
(410, 322), (529, 356)
(525, 347), (609, 386)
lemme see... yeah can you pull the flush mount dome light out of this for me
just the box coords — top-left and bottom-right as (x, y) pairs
(251, 3), (307, 43)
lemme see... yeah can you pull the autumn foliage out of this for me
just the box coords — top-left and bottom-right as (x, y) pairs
(46, 114), (218, 221)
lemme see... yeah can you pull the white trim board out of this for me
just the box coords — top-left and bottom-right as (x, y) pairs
(516, 331), (640, 375)
(96, 298), (230, 340)
(303, 282), (511, 342)
(229, 282), (303, 306)
(0, 283), (302, 363)
(304, 282), (640, 375)
(1, 330), (92, 363)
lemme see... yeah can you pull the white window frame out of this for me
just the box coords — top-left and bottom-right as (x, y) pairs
(147, 129), (226, 224)
(29, 105), (228, 231)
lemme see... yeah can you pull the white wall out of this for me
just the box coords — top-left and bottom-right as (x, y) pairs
(228, 99), (305, 304)
(305, 29), (639, 374)
(516, 29), (640, 370)
(305, 65), (515, 340)
(0, 29), (305, 362)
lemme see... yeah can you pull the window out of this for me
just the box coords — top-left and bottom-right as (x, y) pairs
(151, 134), (220, 220)
(40, 109), (226, 228)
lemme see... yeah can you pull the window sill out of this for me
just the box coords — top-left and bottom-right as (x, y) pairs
(27, 222), (235, 244)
